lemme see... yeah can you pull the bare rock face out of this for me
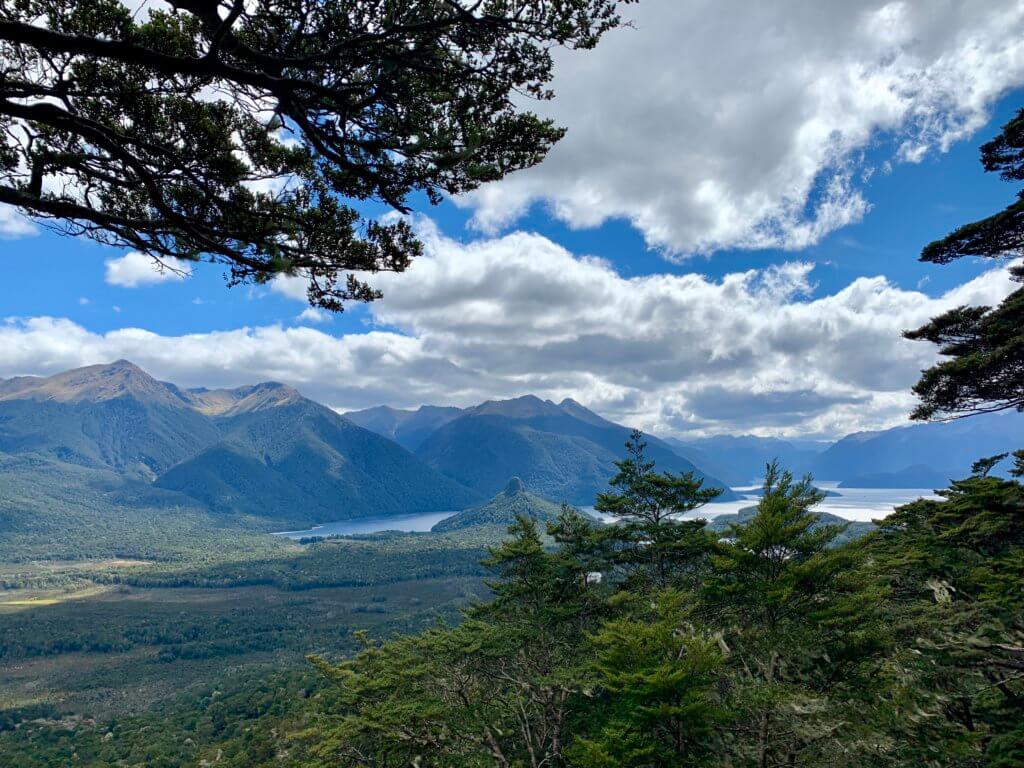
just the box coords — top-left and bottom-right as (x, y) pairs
(504, 477), (526, 496)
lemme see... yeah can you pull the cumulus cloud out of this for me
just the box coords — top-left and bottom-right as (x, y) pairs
(295, 307), (332, 324)
(4, 223), (1018, 438)
(0, 205), (36, 237)
(104, 251), (193, 287)
(459, 0), (1024, 255)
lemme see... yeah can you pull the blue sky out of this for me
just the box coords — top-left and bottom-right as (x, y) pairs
(1, 95), (1017, 335)
(1, 1), (1022, 439)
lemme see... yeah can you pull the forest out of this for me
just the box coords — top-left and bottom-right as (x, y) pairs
(1, 0), (1024, 766)
(5, 443), (1021, 767)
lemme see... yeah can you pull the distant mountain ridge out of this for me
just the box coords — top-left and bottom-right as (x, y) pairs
(351, 397), (1023, 494)
(410, 395), (738, 504)
(5, 361), (1021, 541)
(665, 435), (828, 486)
(809, 411), (1023, 482)
(344, 404), (465, 451)
(0, 361), (480, 526)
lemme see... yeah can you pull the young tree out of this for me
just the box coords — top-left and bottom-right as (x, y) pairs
(594, 430), (721, 590)
(905, 108), (1024, 419)
(0, 0), (628, 308)
(569, 590), (724, 768)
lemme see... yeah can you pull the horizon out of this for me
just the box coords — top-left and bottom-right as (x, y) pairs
(0, 356), (985, 444)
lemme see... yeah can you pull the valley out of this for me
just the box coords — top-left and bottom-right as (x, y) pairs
(1, 361), (1019, 766)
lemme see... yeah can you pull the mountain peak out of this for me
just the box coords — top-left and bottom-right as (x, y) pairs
(469, 394), (563, 419)
(504, 476), (526, 496)
(556, 397), (613, 426)
(0, 360), (192, 407)
(190, 381), (302, 417)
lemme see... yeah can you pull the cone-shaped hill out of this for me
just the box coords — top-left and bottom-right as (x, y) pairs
(431, 477), (568, 532)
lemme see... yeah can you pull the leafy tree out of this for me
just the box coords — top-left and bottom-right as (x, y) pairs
(594, 429), (721, 590)
(972, 452), (1009, 477)
(313, 515), (599, 767)
(0, 0), (628, 308)
(568, 590), (724, 768)
(698, 462), (886, 767)
(865, 471), (1024, 766)
(905, 108), (1024, 418)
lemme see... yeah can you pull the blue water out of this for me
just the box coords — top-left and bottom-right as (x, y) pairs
(274, 510), (458, 539)
(584, 481), (939, 524)
(274, 482), (939, 538)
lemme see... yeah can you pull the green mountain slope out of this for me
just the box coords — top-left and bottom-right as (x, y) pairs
(415, 396), (737, 504)
(432, 477), (567, 532)
(156, 396), (482, 524)
(344, 405), (465, 451)
(0, 450), (278, 561)
(0, 361), (221, 479)
(0, 362), (484, 532)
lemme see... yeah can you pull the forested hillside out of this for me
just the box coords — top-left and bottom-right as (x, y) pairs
(414, 395), (736, 503)
(0, 362), (481, 546)
(431, 477), (570, 532)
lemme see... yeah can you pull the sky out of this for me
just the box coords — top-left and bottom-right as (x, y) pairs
(2, 0), (1024, 439)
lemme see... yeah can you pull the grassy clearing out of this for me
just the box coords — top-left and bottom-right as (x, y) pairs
(0, 584), (116, 612)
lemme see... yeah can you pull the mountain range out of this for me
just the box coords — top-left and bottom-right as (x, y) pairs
(664, 435), (829, 487)
(667, 415), (1022, 488)
(808, 414), (1022, 484)
(349, 396), (738, 504)
(3, 360), (1021, 554)
(0, 361), (479, 529)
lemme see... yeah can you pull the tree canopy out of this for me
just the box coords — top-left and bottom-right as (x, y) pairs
(0, 0), (627, 308)
(905, 108), (1024, 419)
(313, 451), (1024, 768)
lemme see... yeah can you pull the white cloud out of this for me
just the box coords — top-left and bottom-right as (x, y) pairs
(1, 223), (1017, 438)
(295, 307), (332, 325)
(459, 0), (1024, 255)
(104, 251), (192, 287)
(0, 206), (36, 237)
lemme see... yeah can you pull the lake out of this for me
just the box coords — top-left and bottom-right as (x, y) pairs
(274, 510), (459, 539)
(275, 481), (940, 538)
(623, 481), (941, 523)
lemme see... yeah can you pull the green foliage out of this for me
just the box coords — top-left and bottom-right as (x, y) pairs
(906, 108), (1024, 419)
(594, 430), (720, 589)
(314, 452), (1024, 767)
(698, 463), (887, 767)
(314, 514), (600, 767)
(0, 0), (628, 308)
(861, 473), (1024, 765)
(569, 591), (723, 768)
